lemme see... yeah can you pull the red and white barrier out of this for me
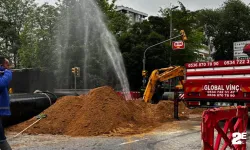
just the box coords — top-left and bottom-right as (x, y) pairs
(201, 106), (248, 150)
(117, 91), (141, 100)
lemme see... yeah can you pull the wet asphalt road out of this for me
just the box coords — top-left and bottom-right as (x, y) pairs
(8, 129), (250, 150)
(8, 130), (204, 150)
(7, 116), (250, 150)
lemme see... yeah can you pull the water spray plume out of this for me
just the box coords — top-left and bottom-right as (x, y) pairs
(54, 0), (131, 100)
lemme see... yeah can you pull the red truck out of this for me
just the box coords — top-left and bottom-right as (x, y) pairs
(143, 58), (250, 109)
(184, 59), (250, 108)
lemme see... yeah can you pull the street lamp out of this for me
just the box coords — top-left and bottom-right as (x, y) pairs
(169, 4), (179, 65)
(141, 30), (187, 90)
(142, 34), (181, 71)
(142, 34), (183, 88)
(170, 5), (179, 40)
(168, 4), (179, 92)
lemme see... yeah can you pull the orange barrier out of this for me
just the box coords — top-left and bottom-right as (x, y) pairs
(201, 106), (248, 150)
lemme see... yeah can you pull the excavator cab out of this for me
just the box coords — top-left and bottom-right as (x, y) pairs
(175, 80), (184, 90)
(151, 81), (165, 104)
(143, 66), (185, 104)
(150, 79), (183, 104)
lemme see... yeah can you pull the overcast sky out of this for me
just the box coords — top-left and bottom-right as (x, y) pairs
(38, 0), (250, 16)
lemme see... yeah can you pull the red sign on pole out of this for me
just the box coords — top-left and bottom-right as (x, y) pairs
(172, 41), (185, 50)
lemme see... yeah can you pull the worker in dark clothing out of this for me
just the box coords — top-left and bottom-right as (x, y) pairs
(0, 56), (12, 150)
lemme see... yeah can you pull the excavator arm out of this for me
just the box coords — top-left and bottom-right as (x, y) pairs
(143, 66), (185, 103)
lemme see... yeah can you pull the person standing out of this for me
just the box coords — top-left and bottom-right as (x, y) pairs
(0, 56), (12, 150)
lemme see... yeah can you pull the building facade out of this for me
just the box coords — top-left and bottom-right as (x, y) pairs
(116, 6), (148, 24)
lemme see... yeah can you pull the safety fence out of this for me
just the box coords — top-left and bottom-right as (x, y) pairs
(117, 91), (141, 100)
(201, 106), (248, 150)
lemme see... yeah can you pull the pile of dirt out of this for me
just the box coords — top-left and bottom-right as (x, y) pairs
(7, 86), (203, 137)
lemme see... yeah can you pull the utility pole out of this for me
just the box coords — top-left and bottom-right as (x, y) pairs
(169, 4), (179, 92)
(74, 72), (76, 92)
(169, 3), (172, 66)
(170, 4), (176, 45)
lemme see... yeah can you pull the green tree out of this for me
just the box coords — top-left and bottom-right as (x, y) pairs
(0, 19), (12, 57)
(19, 3), (58, 70)
(118, 2), (206, 90)
(197, 0), (250, 60)
(0, 0), (36, 67)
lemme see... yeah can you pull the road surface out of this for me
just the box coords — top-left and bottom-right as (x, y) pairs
(6, 115), (250, 150)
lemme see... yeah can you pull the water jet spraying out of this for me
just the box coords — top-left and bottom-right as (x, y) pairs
(54, 0), (131, 100)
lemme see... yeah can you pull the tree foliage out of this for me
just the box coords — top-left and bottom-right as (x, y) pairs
(0, 0), (36, 67)
(19, 3), (58, 70)
(197, 0), (250, 60)
(118, 2), (206, 89)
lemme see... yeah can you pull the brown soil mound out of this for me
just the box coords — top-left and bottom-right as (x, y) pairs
(7, 86), (204, 137)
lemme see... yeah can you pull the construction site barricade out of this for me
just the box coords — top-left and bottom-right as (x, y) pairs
(201, 106), (248, 150)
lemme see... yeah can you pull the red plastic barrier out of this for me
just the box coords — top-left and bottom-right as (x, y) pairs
(117, 91), (141, 100)
(201, 106), (248, 150)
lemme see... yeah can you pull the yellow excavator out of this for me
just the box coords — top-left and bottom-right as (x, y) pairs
(143, 66), (185, 104)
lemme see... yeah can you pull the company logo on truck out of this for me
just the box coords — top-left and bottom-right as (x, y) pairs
(203, 85), (240, 92)
(202, 85), (240, 98)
